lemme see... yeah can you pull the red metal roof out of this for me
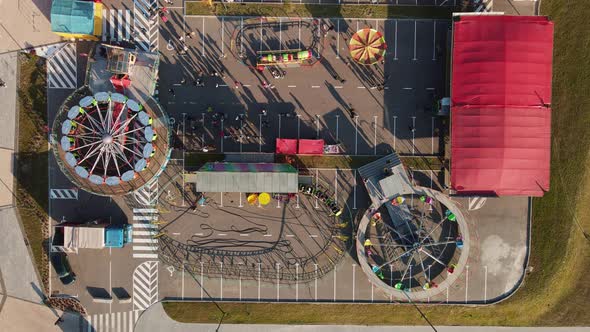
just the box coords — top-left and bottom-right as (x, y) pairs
(298, 139), (325, 155)
(275, 138), (298, 154)
(451, 16), (554, 196)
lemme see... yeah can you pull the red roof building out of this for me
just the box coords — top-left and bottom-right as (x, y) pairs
(450, 15), (554, 196)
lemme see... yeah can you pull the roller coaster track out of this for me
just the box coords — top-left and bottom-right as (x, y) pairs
(230, 18), (322, 65)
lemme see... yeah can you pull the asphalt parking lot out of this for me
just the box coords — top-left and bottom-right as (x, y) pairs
(158, 15), (450, 156)
(44, 3), (531, 319)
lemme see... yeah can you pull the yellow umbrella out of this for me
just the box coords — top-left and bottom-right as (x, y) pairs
(247, 193), (258, 205)
(349, 28), (387, 65)
(259, 192), (271, 206)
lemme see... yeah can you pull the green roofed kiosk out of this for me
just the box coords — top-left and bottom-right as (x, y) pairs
(186, 162), (299, 193)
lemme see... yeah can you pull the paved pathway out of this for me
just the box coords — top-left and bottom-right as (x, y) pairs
(0, 0), (61, 52)
(136, 302), (590, 332)
(0, 51), (45, 304)
(0, 296), (80, 332)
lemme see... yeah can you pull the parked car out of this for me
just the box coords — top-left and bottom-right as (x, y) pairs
(50, 253), (76, 285)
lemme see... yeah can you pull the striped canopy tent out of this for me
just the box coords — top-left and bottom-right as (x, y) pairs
(348, 28), (387, 65)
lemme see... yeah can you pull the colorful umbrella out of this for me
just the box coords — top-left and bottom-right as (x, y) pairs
(348, 28), (387, 65)
(259, 192), (271, 206)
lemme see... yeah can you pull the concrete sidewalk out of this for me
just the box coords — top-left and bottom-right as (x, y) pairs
(0, 0), (61, 53)
(135, 302), (590, 332)
(0, 296), (80, 332)
(0, 51), (45, 304)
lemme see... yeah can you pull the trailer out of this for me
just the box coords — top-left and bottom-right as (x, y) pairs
(52, 221), (132, 252)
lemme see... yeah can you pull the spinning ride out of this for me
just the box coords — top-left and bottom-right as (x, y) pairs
(357, 188), (469, 301)
(52, 89), (171, 196)
(348, 28), (387, 65)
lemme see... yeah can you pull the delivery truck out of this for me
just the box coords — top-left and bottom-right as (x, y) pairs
(52, 220), (132, 252)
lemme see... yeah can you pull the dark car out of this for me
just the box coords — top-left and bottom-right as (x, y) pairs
(50, 253), (76, 285)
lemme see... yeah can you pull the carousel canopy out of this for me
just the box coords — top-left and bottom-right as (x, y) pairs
(349, 28), (387, 65)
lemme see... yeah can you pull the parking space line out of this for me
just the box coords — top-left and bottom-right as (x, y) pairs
(353, 170), (357, 209)
(317, 18), (321, 59)
(295, 263), (299, 301)
(413, 20), (417, 61)
(431, 117), (435, 154)
(258, 114), (262, 152)
(336, 19), (340, 58)
(334, 170), (338, 203)
(221, 17), (224, 56)
(240, 17), (244, 54)
(314, 264), (318, 301)
(354, 116), (358, 154)
(315, 169), (319, 208)
(260, 18), (263, 53)
(432, 21), (437, 61)
(484, 265), (488, 303)
(465, 265), (469, 303)
(298, 19), (301, 50)
(334, 86), (343, 89)
(276, 263), (280, 301)
(220, 118), (224, 152)
(352, 264), (356, 302)
(373, 116), (377, 155)
(394, 20), (398, 60)
(333, 268), (337, 302)
(412, 116), (416, 155)
(200, 262), (204, 300)
(277, 114), (281, 139)
(335, 115), (340, 141)
(201, 17), (205, 56)
(288, 85), (296, 88)
(279, 18), (282, 51)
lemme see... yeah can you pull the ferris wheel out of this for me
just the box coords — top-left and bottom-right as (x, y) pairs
(58, 91), (158, 187)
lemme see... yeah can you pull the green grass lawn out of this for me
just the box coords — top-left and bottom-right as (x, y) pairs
(15, 54), (50, 292)
(165, 0), (590, 326)
(186, 2), (453, 19)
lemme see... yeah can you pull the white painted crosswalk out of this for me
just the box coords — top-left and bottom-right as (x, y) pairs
(132, 208), (159, 259)
(50, 188), (79, 199)
(133, 261), (159, 311)
(102, 8), (132, 42)
(473, 0), (493, 12)
(133, 0), (159, 52)
(84, 310), (141, 332)
(134, 177), (159, 207)
(47, 43), (77, 89)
